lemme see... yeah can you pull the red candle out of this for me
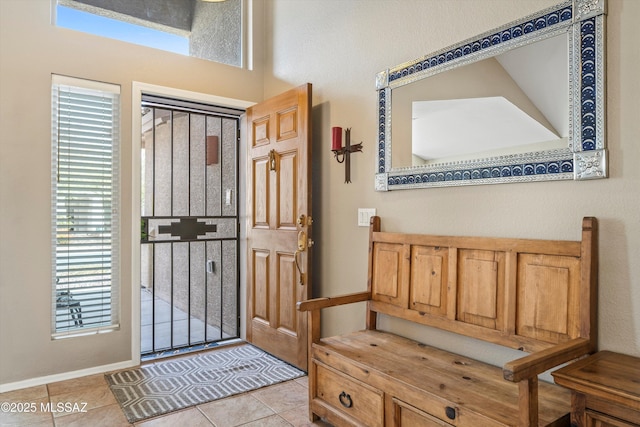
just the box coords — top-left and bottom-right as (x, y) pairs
(332, 127), (343, 151)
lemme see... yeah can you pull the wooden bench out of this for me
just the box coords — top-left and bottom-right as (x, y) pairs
(297, 216), (598, 426)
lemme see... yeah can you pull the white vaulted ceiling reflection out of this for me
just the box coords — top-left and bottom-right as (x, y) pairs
(411, 96), (562, 162)
(402, 33), (569, 165)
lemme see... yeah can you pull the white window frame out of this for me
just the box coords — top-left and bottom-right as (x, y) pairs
(51, 74), (121, 338)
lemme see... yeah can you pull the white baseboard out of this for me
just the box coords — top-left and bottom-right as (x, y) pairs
(0, 359), (137, 393)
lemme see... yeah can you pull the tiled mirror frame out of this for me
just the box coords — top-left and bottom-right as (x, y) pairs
(375, 0), (607, 191)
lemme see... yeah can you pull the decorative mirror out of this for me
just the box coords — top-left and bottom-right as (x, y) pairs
(375, 0), (607, 191)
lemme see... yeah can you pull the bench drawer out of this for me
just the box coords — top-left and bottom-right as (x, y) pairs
(313, 361), (384, 427)
(393, 398), (455, 427)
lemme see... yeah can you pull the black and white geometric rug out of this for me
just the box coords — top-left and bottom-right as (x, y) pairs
(105, 344), (305, 423)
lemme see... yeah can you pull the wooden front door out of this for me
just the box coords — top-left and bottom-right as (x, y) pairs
(246, 84), (312, 370)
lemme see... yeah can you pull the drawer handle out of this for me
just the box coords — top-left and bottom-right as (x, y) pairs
(339, 391), (353, 408)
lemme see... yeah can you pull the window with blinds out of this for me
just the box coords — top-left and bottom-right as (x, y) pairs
(51, 75), (120, 337)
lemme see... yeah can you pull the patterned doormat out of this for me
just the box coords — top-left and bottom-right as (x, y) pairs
(105, 344), (305, 423)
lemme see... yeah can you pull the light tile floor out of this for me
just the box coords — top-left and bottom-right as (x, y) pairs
(0, 351), (331, 427)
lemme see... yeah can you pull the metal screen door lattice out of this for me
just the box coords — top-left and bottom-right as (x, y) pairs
(140, 97), (241, 357)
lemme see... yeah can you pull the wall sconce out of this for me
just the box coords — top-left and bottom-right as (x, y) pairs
(206, 135), (219, 165)
(331, 127), (363, 183)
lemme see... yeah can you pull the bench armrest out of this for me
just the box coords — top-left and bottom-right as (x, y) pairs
(297, 291), (371, 312)
(503, 338), (594, 382)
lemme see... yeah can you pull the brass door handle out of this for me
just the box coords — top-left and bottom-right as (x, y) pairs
(294, 230), (307, 285)
(268, 149), (277, 171)
(297, 230), (307, 251)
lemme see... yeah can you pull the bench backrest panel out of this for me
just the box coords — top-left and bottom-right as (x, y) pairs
(367, 218), (597, 353)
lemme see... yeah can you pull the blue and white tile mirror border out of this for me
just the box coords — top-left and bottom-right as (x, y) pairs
(375, 0), (606, 191)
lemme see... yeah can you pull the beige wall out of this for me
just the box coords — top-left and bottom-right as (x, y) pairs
(0, 0), (263, 385)
(264, 0), (640, 366)
(1, 0), (638, 387)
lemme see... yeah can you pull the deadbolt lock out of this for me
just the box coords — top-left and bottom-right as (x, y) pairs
(297, 214), (313, 227)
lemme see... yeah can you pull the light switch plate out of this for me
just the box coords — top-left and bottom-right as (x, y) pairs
(358, 208), (377, 227)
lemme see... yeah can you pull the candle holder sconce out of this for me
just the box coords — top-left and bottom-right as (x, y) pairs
(331, 127), (363, 183)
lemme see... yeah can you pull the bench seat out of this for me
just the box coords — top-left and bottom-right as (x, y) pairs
(298, 216), (598, 426)
(311, 329), (570, 426)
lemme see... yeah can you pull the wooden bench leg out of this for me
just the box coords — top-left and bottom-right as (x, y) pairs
(571, 392), (586, 427)
(519, 377), (539, 426)
(307, 309), (320, 422)
(308, 410), (319, 422)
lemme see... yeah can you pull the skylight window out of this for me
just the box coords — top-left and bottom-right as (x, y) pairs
(56, 5), (189, 55)
(54, 0), (243, 67)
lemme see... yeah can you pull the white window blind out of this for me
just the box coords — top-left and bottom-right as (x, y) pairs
(51, 75), (120, 337)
